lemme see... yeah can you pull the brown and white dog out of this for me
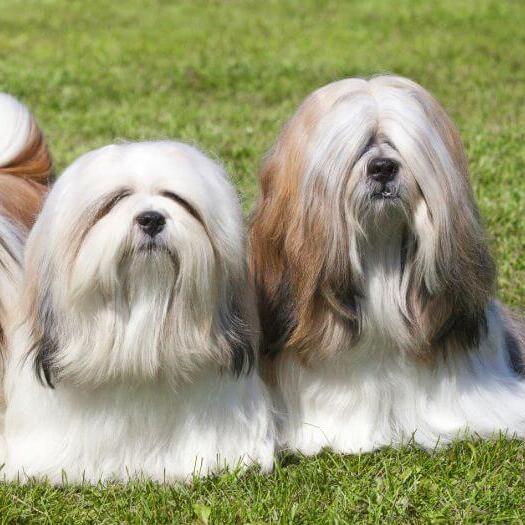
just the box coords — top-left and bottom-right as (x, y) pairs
(0, 93), (52, 432)
(250, 75), (525, 455)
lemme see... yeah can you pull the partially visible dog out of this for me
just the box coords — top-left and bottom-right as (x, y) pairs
(250, 75), (525, 455)
(3, 141), (274, 483)
(0, 93), (52, 445)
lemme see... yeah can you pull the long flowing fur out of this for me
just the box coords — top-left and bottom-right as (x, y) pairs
(3, 141), (274, 483)
(249, 75), (525, 454)
(0, 93), (52, 449)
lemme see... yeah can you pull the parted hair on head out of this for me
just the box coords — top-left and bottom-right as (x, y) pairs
(250, 75), (496, 365)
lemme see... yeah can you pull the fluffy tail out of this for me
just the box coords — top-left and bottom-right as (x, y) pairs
(0, 93), (52, 228)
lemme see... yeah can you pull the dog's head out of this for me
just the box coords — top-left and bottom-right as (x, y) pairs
(250, 75), (495, 362)
(25, 141), (256, 386)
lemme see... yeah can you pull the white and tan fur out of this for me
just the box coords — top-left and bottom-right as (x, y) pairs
(0, 93), (51, 457)
(3, 141), (274, 483)
(250, 75), (525, 455)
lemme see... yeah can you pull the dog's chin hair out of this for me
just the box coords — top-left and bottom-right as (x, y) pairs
(47, 239), (224, 389)
(127, 243), (179, 274)
(49, 250), (181, 388)
(357, 191), (410, 236)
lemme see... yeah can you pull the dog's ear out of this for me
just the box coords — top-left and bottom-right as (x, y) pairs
(403, 226), (494, 359)
(30, 302), (58, 388)
(216, 274), (257, 376)
(249, 136), (301, 360)
(249, 123), (361, 364)
(254, 270), (297, 359)
(419, 209), (494, 356)
(28, 288), (58, 388)
(406, 97), (496, 357)
(23, 258), (59, 387)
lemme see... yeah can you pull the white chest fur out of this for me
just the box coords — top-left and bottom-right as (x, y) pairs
(274, 230), (525, 455)
(3, 357), (274, 483)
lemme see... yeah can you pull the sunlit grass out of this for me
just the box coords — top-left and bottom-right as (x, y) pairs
(0, 0), (524, 522)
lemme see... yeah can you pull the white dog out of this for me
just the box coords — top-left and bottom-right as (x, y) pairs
(3, 141), (274, 483)
(250, 75), (525, 455)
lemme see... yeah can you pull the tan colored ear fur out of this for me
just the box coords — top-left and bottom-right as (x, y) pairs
(249, 93), (360, 364)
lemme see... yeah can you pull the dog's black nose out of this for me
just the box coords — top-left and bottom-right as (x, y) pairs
(136, 211), (166, 237)
(368, 158), (399, 184)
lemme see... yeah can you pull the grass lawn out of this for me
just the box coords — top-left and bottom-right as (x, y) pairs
(1, 0), (524, 522)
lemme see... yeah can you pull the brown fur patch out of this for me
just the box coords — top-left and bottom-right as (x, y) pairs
(0, 117), (52, 228)
(0, 120), (53, 183)
(249, 92), (361, 365)
(0, 176), (46, 229)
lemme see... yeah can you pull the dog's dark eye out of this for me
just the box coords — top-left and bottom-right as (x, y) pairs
(95, 189), (132, 222)
(361, 136), (375, 156)
(78, 188), (133, 250)
(383, 140), (399, 153)
(161, 191), (204, 225)
(106, 189), (132, 209)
